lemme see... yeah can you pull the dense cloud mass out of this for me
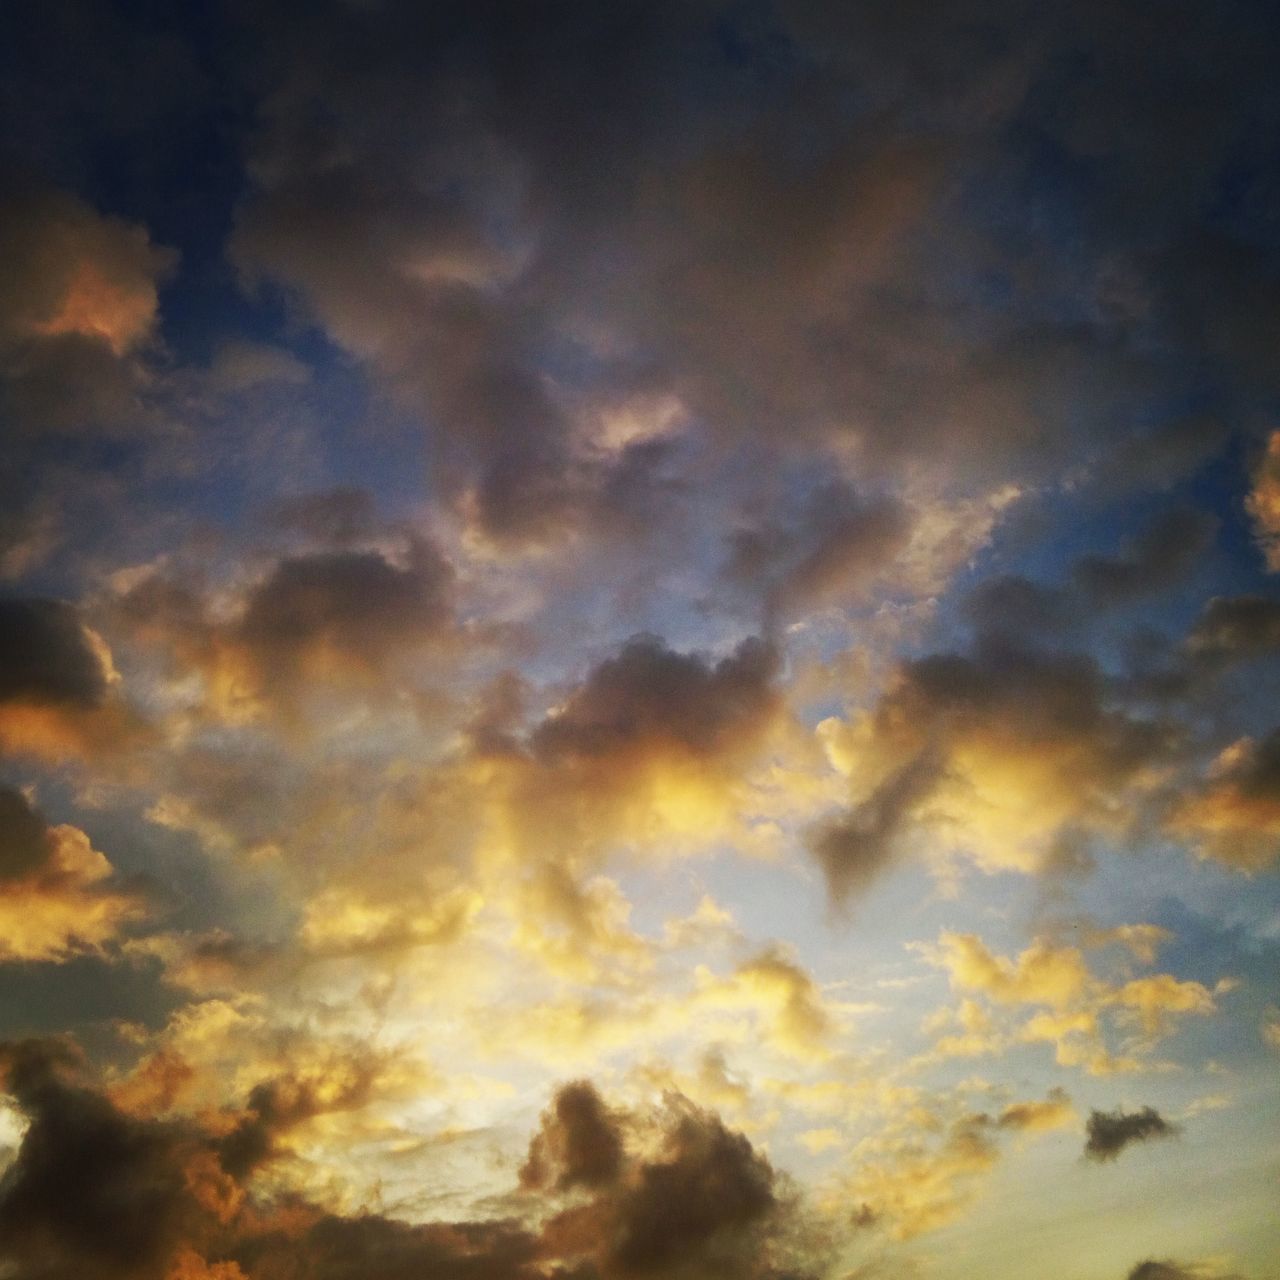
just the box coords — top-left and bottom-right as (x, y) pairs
(0, 1058), (803, 1280)
(1084, 1106), (1179, 1162)
(0, 2), (1278, 1278)
(0, 598), (109, 707)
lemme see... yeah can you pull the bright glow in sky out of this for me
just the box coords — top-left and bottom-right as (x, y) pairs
(0, 5), (1278, 1280)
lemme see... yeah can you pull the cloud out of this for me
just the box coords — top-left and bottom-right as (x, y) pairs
(471, 634), (792, 884)
(0, 177), (173, 358)
(847, 1089), (1073, 1241)
(1245, 430), (1280, 571)
(813, 637), (1172, 890)
(1072, 508), (1217, 604)
(531, 633), (780, 765)
(0, 1038), (223, 1280)
(0, 597), (145, 763)
(922, 929), (1221, 1074)
(723, 479), (912, 623)
(114, 539), (457, 723)
(1126, 1259), (1244, 1280)
(1188, 595), (1280, 658)
(1170, 731), (1280, 871)
(1084, 1105), (1179, 1161)
(0, 786), (146, 962)
(1126, 1264), (1244, 1280)
(520, 1079), (625, 1192)
(0, 597), (111, 707)
(0, 1050), (814, 1280)
(807, 749), (942, 906)
(0, 175), (175, 436)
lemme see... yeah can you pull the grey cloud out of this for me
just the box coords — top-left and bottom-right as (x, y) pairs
(725, 480), (912, 623)
(531, 634), (781, 763)
(1084, 1105), (1178, 1161)
(0, 785), (56, 882)
(808, 750), (943, 906)
(1072, 508), (1218, 605)
(520, 1079), (625, 1192)
(1127, 1263), (1244, 1280)
(0, 597), (109, 707)
(1188, 595), (1280, 658)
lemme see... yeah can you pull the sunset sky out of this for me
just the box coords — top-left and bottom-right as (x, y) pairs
(1, 4), (1279, 1279)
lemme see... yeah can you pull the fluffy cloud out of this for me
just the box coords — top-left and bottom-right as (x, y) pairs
(921, 930), (1221, 1074)
(0, 786), (145, 962)
(1126, 1265), (1244, 1280)
(814, 638), (1171, 893)
(846, 1088), (1074, 1241)
(114, 539), (457, 724)
(0, 597), (143, 762)
(0, 176), (174, 435)
(1187, 595), (1280, 659)
(1084, 1105), (1178, 1161)
(1169, 731), (1280, 871)
(1246, 431), (1280, 572)
(0, 1054), (815, 1280)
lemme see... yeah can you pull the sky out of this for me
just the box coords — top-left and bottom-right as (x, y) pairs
(0, 3), (1278, 1279)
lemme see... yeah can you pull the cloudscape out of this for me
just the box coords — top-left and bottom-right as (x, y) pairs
(0, 3), (1278, 1278)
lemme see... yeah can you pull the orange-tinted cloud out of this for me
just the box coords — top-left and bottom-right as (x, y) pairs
(0, 786), (145, 962)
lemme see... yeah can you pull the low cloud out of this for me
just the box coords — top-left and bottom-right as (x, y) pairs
(0, 786), (146, 962)
(0, 1053), (816, 1280)
(1170, 730), (1280, 871)
(1085, 1106), (1179, 1161)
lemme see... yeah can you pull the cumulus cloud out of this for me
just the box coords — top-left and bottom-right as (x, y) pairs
(1072, 508), (1217, 604)
(0, 175), (174, 435)
(0, 596), (144, 762)
(1084, 1105), (1179, 1161)
(921, 929), (1221, 1074)
(1188, 595), (1280, 658)
(1126, 1264), (1244, 1280)
(520, 1079), (624, 1191)
(0, 786), (145, 962)
(0, 1054), (813, 1280)
(1246, 431), (1280, 571)
(1170, 730), (1280, 871)
(847, 1089), (1074, 1241)
(814, 637), (1171, 890)
(531, 633), (780, 765)
(0, 596), (111, 706)
(114, 538), (457, 723)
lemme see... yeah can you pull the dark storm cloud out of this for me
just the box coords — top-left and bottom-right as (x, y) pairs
(804, 614), (1200, 898)
(538, 1094), (789, 1280)
(725, 480), (912, 623)
(1072, 509), (1218, 605)
(1084, 1106), (1178, 1161)
(0, 597), (109, 707)
(1188, 595), (1280, 658)
(114, 538), (459, 720)
(0, 1038), (214, 1280)
(233, 1213), (545, 1280)
(1126, 1263), (1244, 1280)
(807, 750), (943, 906)
(521, 1079), (624, 1192)
(217, 1061), (385, 1181)
(0, 784), (53, 881)
(236, 543), (455, 674)
(531, 634), (781, 763)
(605, 1105), (777, 1278)
(213, 0), (1278, 550)
(0, 1047), (811, 1280)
